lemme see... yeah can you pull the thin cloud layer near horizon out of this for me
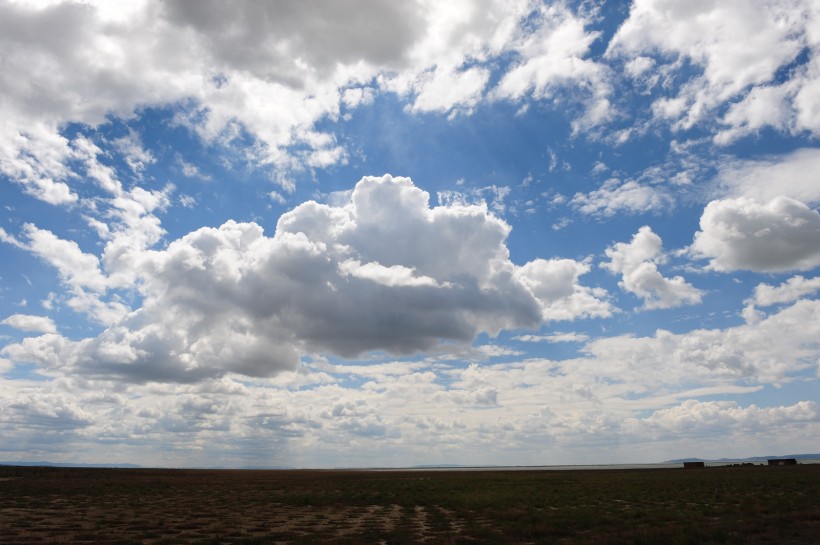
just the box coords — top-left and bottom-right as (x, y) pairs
(1, 0), (819, 468)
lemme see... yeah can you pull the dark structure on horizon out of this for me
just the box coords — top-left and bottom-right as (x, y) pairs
(768, 458), (797, 466)
(683, 461), (705, 469)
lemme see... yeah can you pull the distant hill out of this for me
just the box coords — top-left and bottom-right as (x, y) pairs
(236, 466), (294, 470)
(665, 454), (820, 463)
(0, 461), (299, 470)
(0, 461), (142, 468)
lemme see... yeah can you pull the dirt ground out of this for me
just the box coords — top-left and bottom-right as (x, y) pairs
(1, 464), (819, 544)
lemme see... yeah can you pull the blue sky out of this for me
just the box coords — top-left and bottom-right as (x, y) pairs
(1, 0), (819, 468)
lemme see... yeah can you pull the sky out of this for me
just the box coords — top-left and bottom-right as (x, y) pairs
(1, 0), (819, 469)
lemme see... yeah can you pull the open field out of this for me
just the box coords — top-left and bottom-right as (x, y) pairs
(1, 464), (819, 544)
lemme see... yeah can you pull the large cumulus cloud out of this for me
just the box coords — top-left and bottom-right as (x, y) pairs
(691, 196), (820, 272)
(2, 175), (610, 382)
(603, 226), (702, 309)
(608, 0), (820, 140)
(0, 0), (610, 203)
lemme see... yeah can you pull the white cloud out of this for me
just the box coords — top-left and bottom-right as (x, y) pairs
(267, 191), (286, 206)
(640, 399), (819, 438)
(0, 0), (417, 202)
(0, 0), (617, 209)
(3, 1), (820, 469)
(438, 185), (511, 216)
(793, 54), (820, 134)
(71, 135), (123, 196)
(475, 344), (522, 359)
(0, 1), (168, 201)
(2, 175), (610, 383)
(113, 130), (155, 175)
(570, 179), (672, 217)
(160, 0), (423, 77)
(20, 224), (108, 292)
(1, 387), (94, 430)
(691, 196), (820, 272)
(1, 314), (57, 334)
(513, 332), (590, 343)
(603, 226), (702, 309)
(752, 276), (820, 307)
(342, 87), (376, 109)
(406, 66), (490, 115)
(177, 155), (210, 180)
(339, 259), (444, 289)
(0, 121), (77, 205)
(492, 3), (612, 129)
(179, 194), (196, 208)
(381, 0), (524, 113)
(2, 183), (177, 325)
(0, 227), (24, 248)
(713, 148), (820, 205)
(624, 56), (654, 78)
(2, 297), (819, 467)
(608, 0), (814, 134)
(2, 183), (170, 324)
(580, 298), (820, 388)
(516, 259), (613, 321)
(715, 84), (793, 144)
(743, 274), (820, 325)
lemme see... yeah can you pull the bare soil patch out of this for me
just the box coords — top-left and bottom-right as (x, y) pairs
(1, 464), (819, 544)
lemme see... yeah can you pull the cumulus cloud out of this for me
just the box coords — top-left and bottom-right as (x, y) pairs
(17, 225), (108, 292)
(0, 0), (614, 207)
(570, 179), (672, 217)
(2, 0), (818, 207)
(2, 223), (132, 325)
(516, 259), (613, 321)
(752, 276), (820, 307)
(610, 0), (803, 94)
(603, 226), (702, 309)
(608, 0), (818, 136)
(405, 66), (490, 115)
(4, 0), (820, 469)
(492, 2), (612, 129)
(1, 314), (57, 334)
(162, 0), (424, 74)
(640, 399), (820, 438)
(113, 130), (156, 175)
(374, 0), (613, 125)
(580, 298), (820, 388)
(0, 0), (412, 200)
(3, 298), (819, 467)
(713, 148), (820, 205)
(1, 175), (609, 383)
(691, 196), (820, 272)
(715, 84), (793, 144)
(742, 274), (820, 325)
(1, 389), (94, 430)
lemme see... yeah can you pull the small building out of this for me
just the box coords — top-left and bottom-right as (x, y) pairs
(767, 458), (797, 466)
(683, 461), (705, 469)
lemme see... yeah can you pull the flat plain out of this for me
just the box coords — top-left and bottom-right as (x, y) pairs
(1, 464), (819, 544)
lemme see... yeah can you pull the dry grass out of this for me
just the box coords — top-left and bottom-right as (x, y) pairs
(1, 464), (819, 544)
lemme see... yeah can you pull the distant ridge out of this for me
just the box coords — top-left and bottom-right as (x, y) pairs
(236, 466), (293, 470)
(0, 461), (298, 470)
(0, 461), (142, 468)
(3, 456), (818, 469)
(665, 454), (820, 463)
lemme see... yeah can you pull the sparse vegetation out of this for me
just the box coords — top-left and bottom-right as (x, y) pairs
(0, 464), (818, 544)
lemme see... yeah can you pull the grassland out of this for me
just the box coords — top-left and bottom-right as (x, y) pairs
(1, 464), (819, 544)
